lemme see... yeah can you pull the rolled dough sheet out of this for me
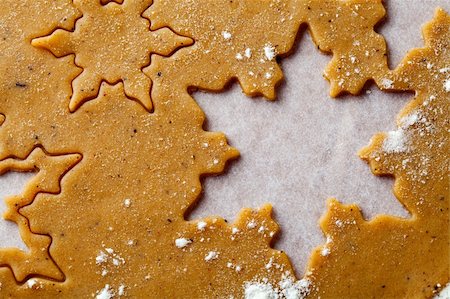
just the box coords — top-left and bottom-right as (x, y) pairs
(0, 0), (448, 297)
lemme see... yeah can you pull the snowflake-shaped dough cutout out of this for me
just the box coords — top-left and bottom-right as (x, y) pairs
(32, 0), (192, 112)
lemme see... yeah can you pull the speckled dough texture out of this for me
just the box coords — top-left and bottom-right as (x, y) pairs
(0, 0), (448, 298)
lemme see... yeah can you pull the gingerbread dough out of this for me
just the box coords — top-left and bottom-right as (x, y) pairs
(306, 9), (449, 298)
(0, 0), (448, 298)
(32, 0), (193, 113)
(147, 0), (389, 101)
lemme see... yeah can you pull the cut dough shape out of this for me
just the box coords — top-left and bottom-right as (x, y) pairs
(32, 0), (193, 112)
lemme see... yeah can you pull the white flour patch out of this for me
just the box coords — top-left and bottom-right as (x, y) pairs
(264, 44), (277, 61)
(383, 129), (409, 153)
(245, 48), (252, 58)
(26, 279), (38, 289)
(380, 78), (394, 89)
(222, 31), (232, 40)
(175, 238), (192, 248)
(245, 282), (278, 299)
(197, 221), (207, 231)
(204, 251), (219, 261)
(320, 247), (330, 256)
(244, 274), (311, 299)
(96, 284), (114, 299)
(444, 79), (450, 92)
(95, 245), (125, 278)
(123, 198), (132, 208)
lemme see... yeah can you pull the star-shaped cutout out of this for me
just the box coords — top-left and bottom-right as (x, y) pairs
(32, 0), (193, 112)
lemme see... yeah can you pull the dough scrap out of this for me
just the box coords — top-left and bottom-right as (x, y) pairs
(306, 9), (449, 298)
(147, 0), (389, 100)
(0, 0), (448, 298)
(299, 0), (389, 96)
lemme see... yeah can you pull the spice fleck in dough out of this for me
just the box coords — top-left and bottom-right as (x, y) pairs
(0, 0), (448, 298)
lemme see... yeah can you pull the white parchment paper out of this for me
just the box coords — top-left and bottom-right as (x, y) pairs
(0, 0), (448, 289)
(191, 0), (450, 275)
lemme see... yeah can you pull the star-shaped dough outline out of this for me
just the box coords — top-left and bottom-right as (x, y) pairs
(32, 0), (193, 112)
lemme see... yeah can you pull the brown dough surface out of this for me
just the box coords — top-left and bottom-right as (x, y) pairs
(0, 0), (448, 298)
(306, 9), (449, 298)
(0, 149), (81, 282)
